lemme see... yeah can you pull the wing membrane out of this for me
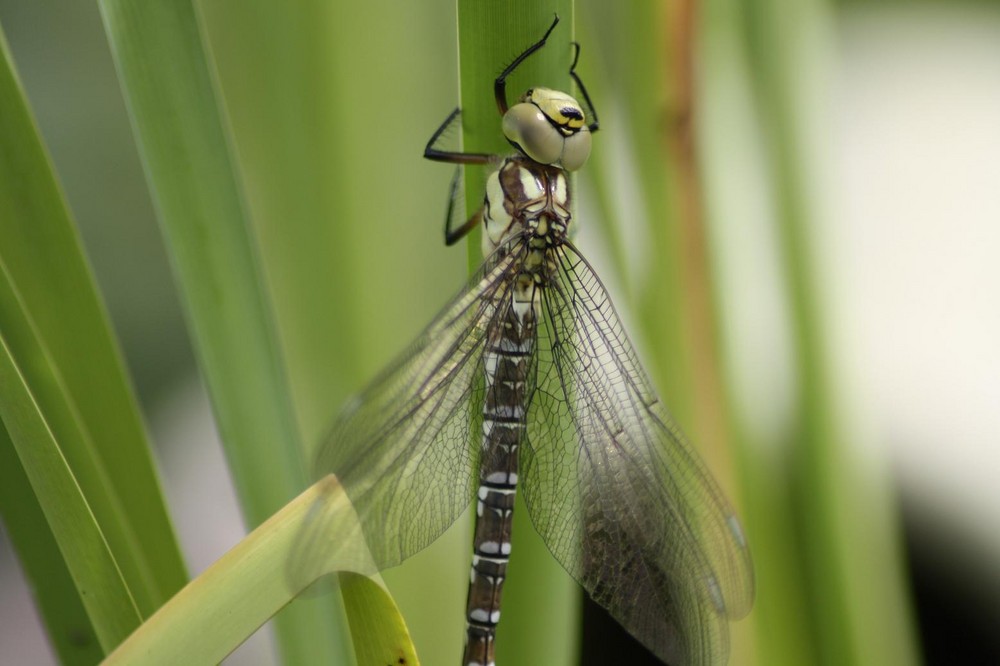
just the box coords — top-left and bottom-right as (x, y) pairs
(522, 242), (754, 665)
(310, 242), (522, 570)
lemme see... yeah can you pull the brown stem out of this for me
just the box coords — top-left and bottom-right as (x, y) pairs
(664, 0), (735, 485)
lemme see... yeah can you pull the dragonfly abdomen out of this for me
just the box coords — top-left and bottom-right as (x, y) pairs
(463, 302), (535, 666)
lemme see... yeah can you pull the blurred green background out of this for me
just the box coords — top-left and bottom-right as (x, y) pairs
(1, 0), (999, 664)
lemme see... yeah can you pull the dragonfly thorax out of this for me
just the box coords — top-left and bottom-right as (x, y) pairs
(482, 158), (573, 259)
(502, 87), (592, 171)
(527, 212), (568, 245)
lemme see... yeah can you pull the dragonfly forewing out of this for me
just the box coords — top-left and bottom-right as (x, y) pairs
(311, 244), (523, 570)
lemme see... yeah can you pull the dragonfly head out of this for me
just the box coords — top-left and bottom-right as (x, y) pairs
(502, 87), (592, 172)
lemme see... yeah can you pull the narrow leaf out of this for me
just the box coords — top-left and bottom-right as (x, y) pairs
(104, 477), (416, 666)
(0, 315), (139, 652)
(341, 574), (421, 666)
(0, 19), (186, 657)
(0, 19), (186, 620)
(0, 429), (103, 664)
(96, 1), (363, 661)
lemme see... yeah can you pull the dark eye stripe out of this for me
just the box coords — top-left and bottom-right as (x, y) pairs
(561, 106), (583, 120)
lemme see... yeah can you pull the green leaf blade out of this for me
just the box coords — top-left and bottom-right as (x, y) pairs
(0, 429), (103, 665)
(96, 1), (368, 661)
(0, 324), (140, 652)
(104, 477), (419, 666)
(0, 17), (186, 650)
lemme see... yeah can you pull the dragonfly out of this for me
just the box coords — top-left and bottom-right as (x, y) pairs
(312, 15), (754, 666)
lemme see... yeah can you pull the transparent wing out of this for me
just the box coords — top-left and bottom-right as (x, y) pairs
(522, 242), (755, 666)
(309, 241), (522, 570)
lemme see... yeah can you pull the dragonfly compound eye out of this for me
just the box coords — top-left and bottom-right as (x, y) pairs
(502, 88), (592, 171)
(503, 103), (564, 165)
(559, 126), (591, 172)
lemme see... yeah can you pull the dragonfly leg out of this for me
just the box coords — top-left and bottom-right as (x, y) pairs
(569, 42), (600, 132)
(493, 15), (561, 115)
(444, 166), (483, 246)
(424, 107), (496, 165)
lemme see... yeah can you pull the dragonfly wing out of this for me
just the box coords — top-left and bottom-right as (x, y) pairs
(310, 243), (522, 570)
(522, 243), (754, 665)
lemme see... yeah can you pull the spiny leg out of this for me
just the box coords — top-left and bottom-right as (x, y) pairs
(444, 166), (484, 246)
(424, 108), (493, 245)
(424, 107), (497, 165)
(493, 15), (561, 115)
(569, 42), (600, 132)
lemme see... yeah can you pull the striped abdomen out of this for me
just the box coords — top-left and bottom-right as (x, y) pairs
(462, 293), (535, 666)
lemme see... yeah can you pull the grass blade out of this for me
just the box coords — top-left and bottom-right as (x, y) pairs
(104, 477), (418, 666)
(95, 1), (402, 661)
(0, 296), (140, 651)
(0, 430), (103, 664)
(0, 20), (186, 655)
(341, 573), (421, 666)
(95, 0), (304, 526)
